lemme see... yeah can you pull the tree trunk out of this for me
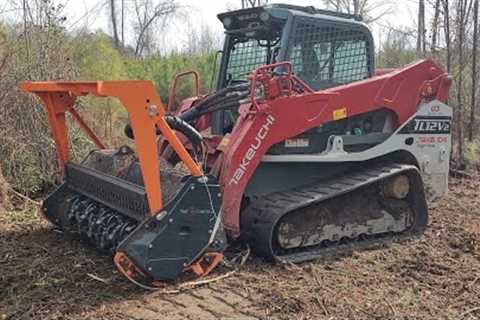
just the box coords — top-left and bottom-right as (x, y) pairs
(121, 0), (125, 48)
(443, 0), (451, 73)
(431, 0), (441, 54)
(469, 0), (479, 141)
(22, 0), (30, 60)
(456, 0), (466, 167)
(417, 0), (425, 57)
(353, 0), (360, 15)
(110, 0), (120, 48)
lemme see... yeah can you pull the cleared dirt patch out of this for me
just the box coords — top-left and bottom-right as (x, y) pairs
(1, 177), (479, 319)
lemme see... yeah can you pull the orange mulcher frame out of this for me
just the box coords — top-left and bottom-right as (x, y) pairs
(21, 81), (223, 285)
(20, 81), (203, 216)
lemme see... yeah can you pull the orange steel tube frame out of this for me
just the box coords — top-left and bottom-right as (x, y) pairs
(20, 80), (203, 215)
(167, 70), (200, 112)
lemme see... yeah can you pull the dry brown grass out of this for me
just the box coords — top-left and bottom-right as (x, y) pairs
(1, 177), (479, 320)
(0, 170), (11, 212)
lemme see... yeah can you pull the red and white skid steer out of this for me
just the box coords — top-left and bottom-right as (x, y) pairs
(21, 4), (452, 288)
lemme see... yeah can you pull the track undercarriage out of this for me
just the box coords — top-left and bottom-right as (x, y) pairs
(242, 163), (428, 262)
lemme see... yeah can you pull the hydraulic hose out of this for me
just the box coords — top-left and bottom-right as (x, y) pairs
(124, 115), (204, 156)
(164, 115), (203, 155)
(124, 83), (249, 154)
(193, 83), (249, 111)
(179, 90), (249, 123)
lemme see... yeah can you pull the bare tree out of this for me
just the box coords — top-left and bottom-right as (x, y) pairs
(430, 0), (441, 54)
(322, 0), (393, 23)
(121, 0), (125, 47)
(353, 0), (360, 14)
(109, 0), (120, 48)
(469, 0), (479, 141)
(184, 22), (223, 55)
(22, 0), (30, 60)
(454, 0), (473, 167)
(442, 0), (452, 73)
(416, 0), (426, 57)
(1, 0), (77, 193)
(132, 0), (178, 57)
(377, 26), (417, 67)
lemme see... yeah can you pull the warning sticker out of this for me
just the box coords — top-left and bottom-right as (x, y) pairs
(285, 138), (310, 148)
(333, 108), (347, 120)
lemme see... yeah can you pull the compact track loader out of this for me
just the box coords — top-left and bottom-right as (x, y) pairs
(21, 4), (452, 288)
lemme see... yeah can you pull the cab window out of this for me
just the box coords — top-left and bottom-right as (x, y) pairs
(289, 20), (371, 90)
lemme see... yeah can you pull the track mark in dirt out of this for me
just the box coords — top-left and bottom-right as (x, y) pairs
(125, 289), (261, 320)
(183, 289), (255, 318)
(187, 290), (206, 300)
(201, 286), (260, 318)
(160, 295), (188, 308)
(196, 303), (224, 319)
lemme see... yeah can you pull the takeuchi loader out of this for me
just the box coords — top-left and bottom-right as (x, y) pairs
(21, 4), (452, 288)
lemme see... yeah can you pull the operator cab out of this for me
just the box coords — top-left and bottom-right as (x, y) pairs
(214, 4), (375, 135)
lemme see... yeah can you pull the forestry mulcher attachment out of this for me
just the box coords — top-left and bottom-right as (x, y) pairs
(21, 4), (452, 288)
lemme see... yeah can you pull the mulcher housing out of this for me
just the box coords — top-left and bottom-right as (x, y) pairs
(20, 81), (225, 285)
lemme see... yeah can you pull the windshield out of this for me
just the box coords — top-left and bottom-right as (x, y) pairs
(224, 36), (281, 85)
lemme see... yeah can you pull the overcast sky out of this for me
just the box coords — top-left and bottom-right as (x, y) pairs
(11, 0), (423, 52)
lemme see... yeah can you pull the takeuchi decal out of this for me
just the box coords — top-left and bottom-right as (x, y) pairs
(229, 114), (275, 185)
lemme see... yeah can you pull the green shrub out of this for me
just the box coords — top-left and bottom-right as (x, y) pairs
(0, 28), (218, 195)
(464, 140), (480, 168)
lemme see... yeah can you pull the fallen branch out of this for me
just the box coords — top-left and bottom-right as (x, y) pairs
(7, 185), (40, 206)
(160, 270), (237, 294)
(469, 276), (480, 288)
(314, 296), (329, 316)
(459, 307), (480, 318)
(87, 273), (110, 284)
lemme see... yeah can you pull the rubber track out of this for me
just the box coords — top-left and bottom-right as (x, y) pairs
(241, 162), (428, 263)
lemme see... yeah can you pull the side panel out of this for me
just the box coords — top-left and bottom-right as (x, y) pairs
(261, 100), (452, 202)
(397, 101), (452, 201)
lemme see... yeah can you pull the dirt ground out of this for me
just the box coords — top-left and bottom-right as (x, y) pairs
(1, 176), (479, 320)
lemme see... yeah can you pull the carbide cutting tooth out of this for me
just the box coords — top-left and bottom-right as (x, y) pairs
(86, 203), (98, 238)
(94, 208), (105, 241)
(108, 223), (124, 252)
(117, 222), (132, 245)
(100, 215), (118, 250)
(63, 195), (137, 253)
(66, 196), (82, 222)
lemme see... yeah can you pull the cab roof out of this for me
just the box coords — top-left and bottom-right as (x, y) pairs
(217, 3), (364, 29)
